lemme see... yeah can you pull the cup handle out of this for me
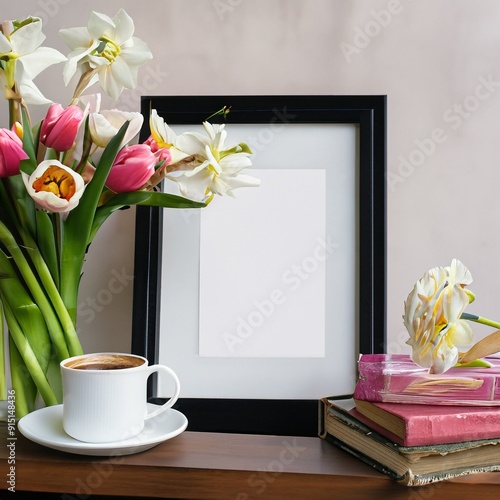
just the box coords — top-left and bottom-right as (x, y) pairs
(144, 364), (181, 420)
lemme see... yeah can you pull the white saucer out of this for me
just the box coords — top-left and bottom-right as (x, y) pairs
(18, 403), (188, 456)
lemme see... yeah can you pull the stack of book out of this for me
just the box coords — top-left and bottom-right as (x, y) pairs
(319, 354), (500, 486)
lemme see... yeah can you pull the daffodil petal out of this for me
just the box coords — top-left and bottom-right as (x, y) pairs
(121, 38), (153, 65)
(19, 47), (66, 79)
(0, 32), (12, 53)
(10, 19), (45, 55)
(87, 11), (115, 39)
(175, 132), (209, 156)
(59, 26), (92, 50)
(109, 56), (137, 89)
(112, 9), (135, 45)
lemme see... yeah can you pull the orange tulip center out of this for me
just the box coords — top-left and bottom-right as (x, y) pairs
(32, 165), (76, 201)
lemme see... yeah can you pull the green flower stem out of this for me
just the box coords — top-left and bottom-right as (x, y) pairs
(9, 339), (33, 417)
(0, 221), (70, 361)
(3, 299), (58, 408)
(17, 225), (83, 357)
(461, 312), (500, 329)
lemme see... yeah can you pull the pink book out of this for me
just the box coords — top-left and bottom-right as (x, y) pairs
(352, 400), (500, 446)
(354, 354), (500, 405)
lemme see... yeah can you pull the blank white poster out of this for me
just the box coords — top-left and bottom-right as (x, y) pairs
(199, 169), (326, 358)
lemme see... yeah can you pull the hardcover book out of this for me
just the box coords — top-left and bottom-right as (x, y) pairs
(354, 399), (500, 446)
(354, 354), (500, 405)
(318, 397), (500, 487)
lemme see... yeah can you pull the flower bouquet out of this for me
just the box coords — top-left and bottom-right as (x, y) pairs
(0, 10), (259, 417)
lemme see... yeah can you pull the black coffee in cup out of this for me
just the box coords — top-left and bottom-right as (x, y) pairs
(65, 354), (145, 370)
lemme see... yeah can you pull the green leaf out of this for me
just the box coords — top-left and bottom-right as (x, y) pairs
(1, 174), (36, 239)
(89, 191), (206, 243)
(36, 210), (59, 288)
(64, 121), (129, 237)
(74, 115), (93, 175)
(455, 359), (493, 368)
(19, 156), (37, 176)
(219, 142), (252, 159)
(19, 105), (37, 173)
(60, 121), (130, 320)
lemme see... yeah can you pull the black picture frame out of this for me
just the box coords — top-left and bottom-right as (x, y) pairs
(132, 95), (386, 437)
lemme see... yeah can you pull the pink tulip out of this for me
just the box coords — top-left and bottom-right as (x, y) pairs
(0, 128), (29, 178)
(144, 136), (172, 164)
(40, 103), (84, 152)
(106, 144), (156, 193)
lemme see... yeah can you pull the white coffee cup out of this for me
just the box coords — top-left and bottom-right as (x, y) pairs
(60, 352), (180, 443)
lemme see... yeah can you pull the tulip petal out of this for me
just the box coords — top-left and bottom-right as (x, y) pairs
(23, 160), (85, 214)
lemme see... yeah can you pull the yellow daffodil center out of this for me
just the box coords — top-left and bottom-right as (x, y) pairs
(32, 165), (76, 200)
(94, 36), (121, 63)
(207, 164), (220, 177)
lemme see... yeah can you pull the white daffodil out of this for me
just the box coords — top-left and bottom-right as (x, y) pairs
(149, 109), (177, 147)
(147, 109), (189, 164)
(23, 160), (85, 216)
(404, 259), (474, 374)
(59, 9), (152, 100)
(168, 122), (260, 202)
(0, 17), (66, 104)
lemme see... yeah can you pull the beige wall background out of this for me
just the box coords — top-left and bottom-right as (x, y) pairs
(3, 0), (500, 358)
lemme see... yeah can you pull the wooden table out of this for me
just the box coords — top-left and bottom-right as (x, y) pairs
(2, 423), (500, 499)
